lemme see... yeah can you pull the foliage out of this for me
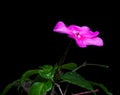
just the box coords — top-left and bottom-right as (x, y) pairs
(1, 63), (112, 95)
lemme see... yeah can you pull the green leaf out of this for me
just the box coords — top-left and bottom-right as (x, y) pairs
(1, 79), (20, 95)
(29, 81), (52, 95)
(61, 63), (78, 70)
(61, 72), (94, 91)
(39, 65), (54, 80)
(89, 81), (113, 95)
(21, 69), (39, 83)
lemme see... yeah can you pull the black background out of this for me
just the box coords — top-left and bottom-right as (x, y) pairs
(1, 1), (119, 95)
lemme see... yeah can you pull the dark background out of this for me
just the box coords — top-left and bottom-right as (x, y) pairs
(1, 2), (119, 95)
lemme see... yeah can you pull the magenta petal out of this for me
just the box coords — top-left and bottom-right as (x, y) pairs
(68, 25), (81, 31)
(53, 21), (70, 34)
(80, 26), (90, 31)
(84, 37), (104, 46)
(83, 31), (100, 38)
(75, 39), (87, 48)
(68, 25), (99, 38)
(79, 26), (99, 37)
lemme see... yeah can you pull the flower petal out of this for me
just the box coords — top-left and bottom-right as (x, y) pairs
(68, 25), (81, 32)
(84, 37), (104, 46)
(79, 26), (99, 37)
(68, 26), (91, 34)
(75, 39), (87, 48)
(53, 21), (70, 34)
(68, 25), (99, 38)
(79, 26), (90, 33)
(82, 31), (99, 38)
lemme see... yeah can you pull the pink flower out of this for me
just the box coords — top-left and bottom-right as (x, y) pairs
(53, 21), (103, 48)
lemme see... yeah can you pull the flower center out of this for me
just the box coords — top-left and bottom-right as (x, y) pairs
(73, 31), (81, 38)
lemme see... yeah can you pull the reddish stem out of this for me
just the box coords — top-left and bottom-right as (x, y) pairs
(72, 89), (99, 95)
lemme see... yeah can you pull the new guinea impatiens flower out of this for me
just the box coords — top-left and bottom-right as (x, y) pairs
(53, 21), (104, 48)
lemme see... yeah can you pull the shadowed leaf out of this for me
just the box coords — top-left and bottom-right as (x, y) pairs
(62, 63), (78, 70)
(29, 81), (52, 95)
